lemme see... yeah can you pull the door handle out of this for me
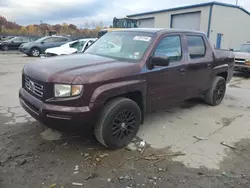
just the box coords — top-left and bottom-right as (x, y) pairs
(207, 63), (212, 68)
(179, 68), (186, 74)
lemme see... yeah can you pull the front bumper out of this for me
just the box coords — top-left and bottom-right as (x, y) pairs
(19, 47), (29, 54)
(234, 64), (250, 72)
(42, 53), (58, 58)
(19, 88), (101, 126)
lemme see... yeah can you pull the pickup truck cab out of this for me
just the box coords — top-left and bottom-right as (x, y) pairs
(19, 28), (234, 149)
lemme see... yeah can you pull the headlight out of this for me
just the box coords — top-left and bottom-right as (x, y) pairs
(54, 84), (83, 97)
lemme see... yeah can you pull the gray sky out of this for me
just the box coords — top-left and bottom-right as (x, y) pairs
(0, 0), (250, 27)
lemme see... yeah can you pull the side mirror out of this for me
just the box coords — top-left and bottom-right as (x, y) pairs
(41, 41), (44, 44)
(151, 56), (170, 66)
(11, 41), (14, 43)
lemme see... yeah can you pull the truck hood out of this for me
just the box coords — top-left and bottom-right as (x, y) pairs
(23, 53), (141, 84)
(45, 46), (77, 55)
(234, 51), (250, 59)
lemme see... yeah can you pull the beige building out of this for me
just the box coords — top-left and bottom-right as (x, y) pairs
(127, 2), (250, 49)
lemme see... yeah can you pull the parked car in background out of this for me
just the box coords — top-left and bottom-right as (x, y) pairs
(19, 28), (234, 149)
(0, 36), (10, 42)
(19, 36), (72, 57)
(0, 36), (15, 42)
(233, 43), (250, 72)
(94, 41), (121, 53)
(97, 28), (122, 38)
(43, 38), (97, 57)
(0, 36), (36, 51)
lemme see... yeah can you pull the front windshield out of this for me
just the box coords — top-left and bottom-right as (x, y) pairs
(70, 41), (86, 52)
(239, 44), (250, 53)
(35, 37), (47, 42)
(85, 31), (154, 62)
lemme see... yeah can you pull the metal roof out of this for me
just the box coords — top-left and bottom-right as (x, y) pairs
(127, 1), (250, 17)
(112, 28), (205, 34)
(113, 28), (164, 33)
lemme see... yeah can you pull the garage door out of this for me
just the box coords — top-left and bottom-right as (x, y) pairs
(171, 12), (201, 30)
(138, 18), (155, 28)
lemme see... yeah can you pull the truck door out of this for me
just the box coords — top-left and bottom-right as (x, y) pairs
(146, 34), (187, 112)
(184, 35), (213, 98)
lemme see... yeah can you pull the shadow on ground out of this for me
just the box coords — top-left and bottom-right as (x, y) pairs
(233, 71), (250, 79)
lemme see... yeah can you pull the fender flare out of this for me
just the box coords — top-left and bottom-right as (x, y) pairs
(89, 79), (146, 105)
(213, 64), (228, 75)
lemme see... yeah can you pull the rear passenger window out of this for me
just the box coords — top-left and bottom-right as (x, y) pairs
(154, 36), (182, 63)
(187, 35), (206, 59)
(53, 37), (68, 42)
(43, 37), (54, 43)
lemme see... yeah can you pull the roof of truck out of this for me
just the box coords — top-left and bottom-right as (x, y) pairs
(112, 28), (205, 34)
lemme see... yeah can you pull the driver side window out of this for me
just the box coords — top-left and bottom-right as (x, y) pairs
(13, 38), (23, 43)
(154, 35), (182, 63)
(42, 37), (54, 43)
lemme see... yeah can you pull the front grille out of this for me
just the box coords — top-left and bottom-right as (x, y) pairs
(24, 77), (43, 97)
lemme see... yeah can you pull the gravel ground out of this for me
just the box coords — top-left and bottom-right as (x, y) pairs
(0, 54), (250, 188)
(0, 50), (22, 55)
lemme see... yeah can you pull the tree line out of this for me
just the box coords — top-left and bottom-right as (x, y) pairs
(0, 16), (107, 37)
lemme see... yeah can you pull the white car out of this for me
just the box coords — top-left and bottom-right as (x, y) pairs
(43, 38), (97, 57)
(95, 41), (121, 53)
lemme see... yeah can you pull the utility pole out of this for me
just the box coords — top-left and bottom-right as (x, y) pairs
(236, 0), (238, 5)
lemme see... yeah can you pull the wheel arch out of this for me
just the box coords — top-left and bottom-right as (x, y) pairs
(213, 64), (228, 82)
(90, 80), (146, 124)
(30, 46), (41, 54)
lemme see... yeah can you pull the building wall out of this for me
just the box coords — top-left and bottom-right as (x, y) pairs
(128, 6), (211, 34)
(210, 5), (250, 49)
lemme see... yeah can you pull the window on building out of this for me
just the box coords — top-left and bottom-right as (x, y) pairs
(187, 35), (206, 59)
(154, 35), (182, 63)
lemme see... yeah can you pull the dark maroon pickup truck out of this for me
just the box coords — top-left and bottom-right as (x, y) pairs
(19, 28), (234, 149)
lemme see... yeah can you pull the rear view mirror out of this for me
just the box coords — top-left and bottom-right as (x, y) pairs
(151, 56), (170, 66)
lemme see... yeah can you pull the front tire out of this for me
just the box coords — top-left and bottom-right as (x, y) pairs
(95, 98), (141, 149)
(2, 45), (9, 51)
(31, 47), (40, 57)
(204, 76), (226, 106)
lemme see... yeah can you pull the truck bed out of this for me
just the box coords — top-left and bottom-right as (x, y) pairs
(214, 49), (235, 83)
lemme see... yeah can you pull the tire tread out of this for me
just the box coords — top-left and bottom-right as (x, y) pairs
(204, 76), (226, 106)
(95, 97), (140, 148)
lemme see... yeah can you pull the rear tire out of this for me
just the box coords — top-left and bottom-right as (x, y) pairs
(95, 97), (141, 149)
(31, 47), (40, 57)
(204, 76), (226, 106)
